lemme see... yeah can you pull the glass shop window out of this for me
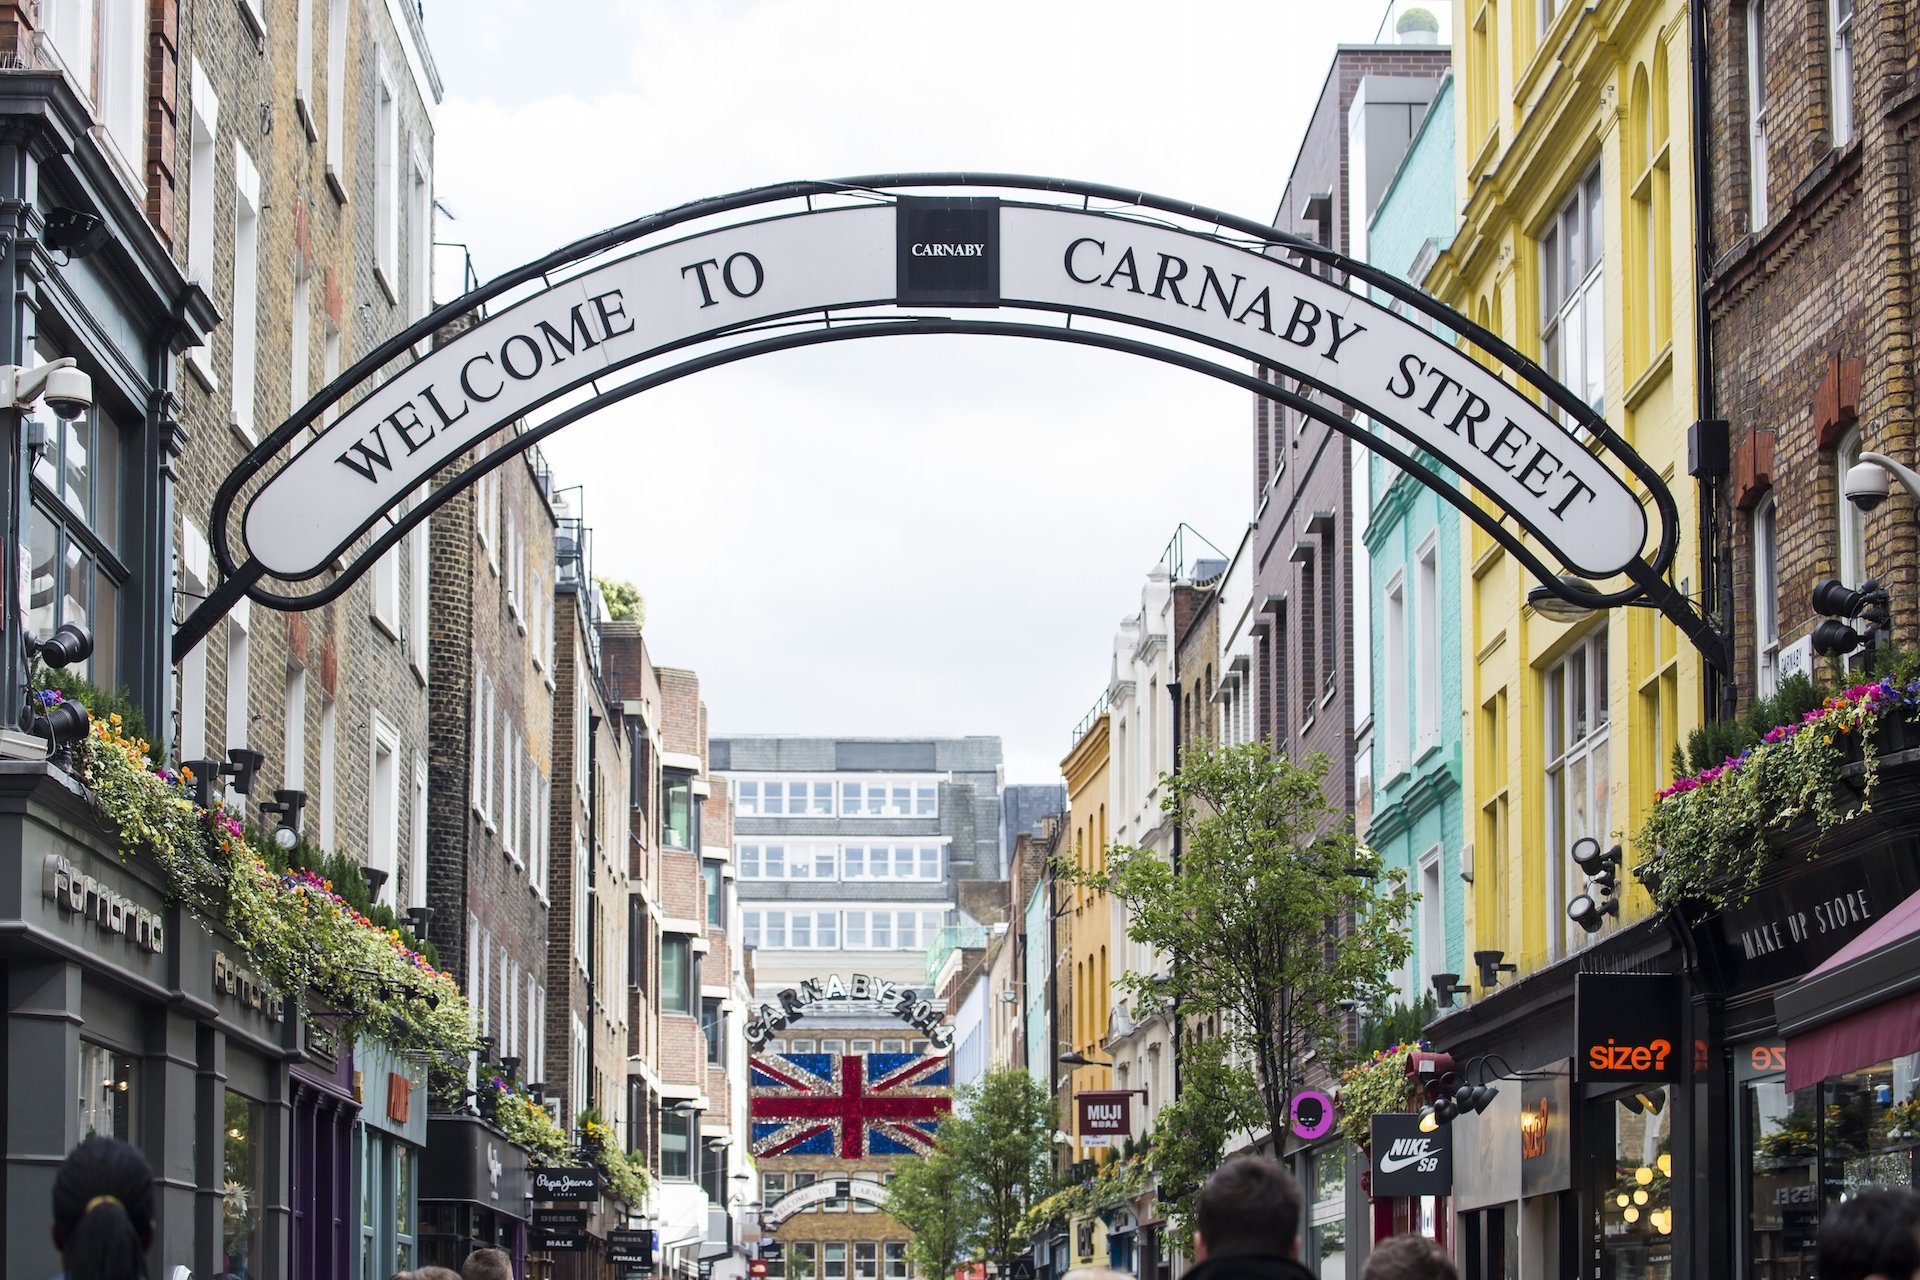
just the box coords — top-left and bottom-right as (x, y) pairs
(1603, 1088), (1675, 1280)
(1306, 1149), (1346, 1279)
(393, 1145), (416, 1271)
(77, 1042), (136, 1143)
(223, 1091), (266, 1279)
(28, 342), (126, 688)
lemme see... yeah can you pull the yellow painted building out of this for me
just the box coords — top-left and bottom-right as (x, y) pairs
(1429, 0), (1704, 979)
(1060, 711), (1113, 1158)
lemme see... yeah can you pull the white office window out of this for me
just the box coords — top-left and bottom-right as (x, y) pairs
(1830, 0), (1854, 146)
(1545, 627), (1611, 959)
(535, 985), (547, 1081)
(282, 663), (307, 791)
(411, 754), (428, 910)
(1419, 846), (1445, 989)
(1754, 496), (1780, 697)
(503, 721), (519, 863)
(1541, 166), (1605, 419)
(1383, 574), (1407, 775)
(526, 971), (538, 1077)
(374, 55), (399, 294)
(178, 522), (211, 763)
(409, 145), (432, 321)
(1416, 539), (1442, 751)
(322, 325), (341, 424)
(506, 958), (519, 1060)
(230, 144), (262, 438)
(409, 488), (429, 676)
(294, 0), (315, 132)
(1747, 1), (1769, 227)
(184, 63), (220, 384)
(574, 833), (589, 970)
(317, 693), (337, 851)
(45, 2), (144, 170)
(324, 0), (347, 187)
(224, 599), (251, 758)
(290, 270), (311, 413)
(370, 720), (400, 907)
(573, 1015), (589, 1119)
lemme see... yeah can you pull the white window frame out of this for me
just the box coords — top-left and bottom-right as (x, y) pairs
(1830, 0), (1854, 146)
(324, 0), (348, 196)
(1540, 166), (1606, 421)
(1838, 427), (1866, 588)
(1544, 627), (1611, 960)
(1383, 572), (1408, 777)
(1753, 495), (1780, 697)
(283, 662), (307, 792)
(373, 52), (399, 300)
(317, 692), (338, 851)
(178, 521), (211, 763)
(223, 599), (251, 762)
(574, 832), (589, 972)
(503, 719), (520, 866)
(369, 716), (401, 907)
(409, 486), (429, 681)
(1418, 845), (1445, 990)
(184, 62), (220, 388)
(294, 0), (316, 137)
(230, 143), (262, 441)
(1747, 0), (1769, 227)
(408, 140), (432, 326)
(411, 753), (428, 910)
(1416, 537), (1442, 753)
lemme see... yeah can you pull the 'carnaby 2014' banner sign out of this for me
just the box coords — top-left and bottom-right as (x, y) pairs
(744, 971), (953, 1049)
(241, 200), (1641, 584)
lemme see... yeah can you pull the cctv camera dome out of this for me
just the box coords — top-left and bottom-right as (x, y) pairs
(1846, 461), (1892, 511)
(41, 365), (92, 420)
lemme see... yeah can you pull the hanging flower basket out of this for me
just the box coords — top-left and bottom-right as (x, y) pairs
(1336, 1042), (1429, 1149)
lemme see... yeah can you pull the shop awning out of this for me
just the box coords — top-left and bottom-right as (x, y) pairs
(1780, 888), (1920, 1091)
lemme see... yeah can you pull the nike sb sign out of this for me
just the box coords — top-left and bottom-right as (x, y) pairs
(1371, 1114), (1453, 1196)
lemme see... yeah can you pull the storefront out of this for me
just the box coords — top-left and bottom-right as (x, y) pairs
(357, 1040), (429, 1278)
(421, 1112), (532, 1273)
(2, 764), (299, 1279)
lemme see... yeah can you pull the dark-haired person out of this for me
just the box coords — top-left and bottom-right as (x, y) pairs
(461, 1247), (515, 1280)
(1821, 1187), (1920, 1280)
(1362, 1234), (1457, 1280)
(1187, 1156), (1315, 1280)
(50, 1136), (156, 1280)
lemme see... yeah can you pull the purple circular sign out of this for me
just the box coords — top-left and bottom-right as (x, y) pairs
(1291, 1089), (1335, 1141)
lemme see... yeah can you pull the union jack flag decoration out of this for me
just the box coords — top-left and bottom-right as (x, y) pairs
(750, 1053), (951, 1158)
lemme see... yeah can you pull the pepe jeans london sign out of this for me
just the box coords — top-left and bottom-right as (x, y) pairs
(242, 200), (1645, 584)
(531, 1167), (599, 1201)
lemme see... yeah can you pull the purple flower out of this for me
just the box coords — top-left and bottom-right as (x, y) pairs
(33, 689), (63, 709)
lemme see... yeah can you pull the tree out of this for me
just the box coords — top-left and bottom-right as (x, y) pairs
(939, 1068), (1057, 1275)
(885, 1148), (966, 1279)
(1064, 742), (1413, 1158)
(596, 576), (645, 626)
(1145, 1036), (1261, 1250)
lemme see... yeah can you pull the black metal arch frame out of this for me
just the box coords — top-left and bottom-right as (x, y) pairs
(175, 173), (1725, 668)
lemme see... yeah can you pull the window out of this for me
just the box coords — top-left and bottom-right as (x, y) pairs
(410, 755), (428, 909)
(880, 1040), (905, 1054)
(374, 56), (399, 296)
(703, 862), (723, 925)
(744, 910), (842, 950)
(325, 0), (347, 189)
(224, 601), (251, 763)
(1541, 166), (1606, 418)
(222, 1092), (265, 1279)
(43, 0), (144, 169)
(1628, 59), (1672, 370)
(1383, 574), (1408, 775)
(763, 1172), (788, 1205)
(855, 1243), (879, 1279)
(1754, 496), (1780, 697)
(317, 694), (338, 850)
(230, 144), (262, 438)
(1299, 560), (1318, 716)
(824, 1244), (848, 1279)
(885, 1244), (909, 1280)
(78, 1042), (136, 1142)
(840, 845), (944, 881)
(369, 722), (400, 907)
(1416, 540), (1442, 751)
(1539, 0), (1566, 35)
(661, 1111), (693, 1179)
(409, 490), (429, 676)
(661, 936), (692, 1013)
(792, 1245), (817, 1280)
(820, 1039), (847, 1055)
(1419, 846), (1445, 989)
(184, 63), (219, 382)
(1830, 0), (1855, 145)
(502, 721), (518, 864)
(663, 772), (693, 849)
(281, 664), (307, 791)
(1838, 427), (1866, 589)
(702, 998), (724, 1066)
(1747, 1), (1769, 227)
(409, 146), (432, 321)
(27, 361), (127, 690)
(574, 834), (589, 970)
(852, 1039), (876, 1054)
(1545, 627), (1611, 959)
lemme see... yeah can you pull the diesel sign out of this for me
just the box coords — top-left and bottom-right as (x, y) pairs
(897, 197), (999, 306)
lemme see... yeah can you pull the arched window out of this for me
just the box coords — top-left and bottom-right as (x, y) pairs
(1837, 426), (1866, 587)
(1753, 494), (1779, 697)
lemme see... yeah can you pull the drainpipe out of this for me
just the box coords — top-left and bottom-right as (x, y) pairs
(1691, 0), (1732, 725)
(1166, 678), (1182, 1102)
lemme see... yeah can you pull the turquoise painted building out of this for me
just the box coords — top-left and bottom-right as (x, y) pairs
(1362, 74), (1466, 1003)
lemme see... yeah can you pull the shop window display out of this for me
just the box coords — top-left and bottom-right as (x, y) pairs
(1602, 1089), (1674, 1280)
(77, 1042), (136, 1142)
(224, 1091), (266, 1279)
(1306, 1149), (1346, 1279)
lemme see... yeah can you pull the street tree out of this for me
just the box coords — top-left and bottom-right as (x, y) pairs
(1144, 1034), (1262, 1244)
(883, 1147), (966, 1279)
(940, 1068), (1057, 1275)
(595, 576), (645, 626)
(1064, 742), (1413, 1161)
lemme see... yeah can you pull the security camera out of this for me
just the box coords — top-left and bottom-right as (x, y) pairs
(41, 364), (92, 420)
(1846, 461), (1892, 512)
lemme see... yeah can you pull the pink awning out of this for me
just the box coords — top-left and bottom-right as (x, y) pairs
(1784, 888), (1920, 1092)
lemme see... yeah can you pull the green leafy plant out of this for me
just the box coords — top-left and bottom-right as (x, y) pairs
(1016, 1153), (1151, 1239)
(1143, 1035), (1261, 1249)
(1336, 1042), (1427, 1149)
(487, 1082), (567, 1164)
(579, 1108), (650, 1205)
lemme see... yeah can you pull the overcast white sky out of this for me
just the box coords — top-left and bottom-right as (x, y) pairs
(425, 1), (1427, 784)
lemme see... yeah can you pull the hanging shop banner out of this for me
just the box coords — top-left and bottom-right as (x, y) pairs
(1370, 1113), (1453, 1197)
(530, 1166), (599, 1202)
(1576, 973), (1681, 1083)
(1077, 1091), (1133, 1147)
(239, 200), (1645, 585)
(743, 972), (953, 1048)
(1520, 1061), (1573, 1197)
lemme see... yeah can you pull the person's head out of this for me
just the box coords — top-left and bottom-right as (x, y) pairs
(1064, 1269), (1135, 1280)
(51, 1137), (156, 1280)
(1193, 1156), (1303, 1261)
(1362, 1234), (1458, 1280)
(411, 1269), (463, 1280)
(1820, 1188), (1920, 1280)
(462, 1247), (515, 1280)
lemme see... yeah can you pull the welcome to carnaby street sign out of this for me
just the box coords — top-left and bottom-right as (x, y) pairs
(177, 175), (1687, 661)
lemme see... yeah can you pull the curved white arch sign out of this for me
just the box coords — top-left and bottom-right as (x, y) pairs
(244, 199), (1644, 582)
(764, 1176), (889, 1225)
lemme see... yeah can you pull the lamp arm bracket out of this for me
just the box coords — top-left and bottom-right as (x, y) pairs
(1861, 452), (1920, 507)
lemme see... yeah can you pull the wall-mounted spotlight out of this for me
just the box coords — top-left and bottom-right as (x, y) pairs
(1474, 950), (1517, 988)
(1430, 972), (1471, 1009)
(27, 622), (94, 669)
(362, 865), (390, 902)
(499, 1056), (521, 1081)
(222, 747), (266, 797)
(1568, 839), (1622, 933)
(405, 905), (435, 936)
(260, 789), (306, 851)
(1812, 577), (1891, 662)
(43, 207), (110, 260)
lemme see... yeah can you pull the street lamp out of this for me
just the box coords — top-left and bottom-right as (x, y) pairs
(1058, 1050), (1111, 1068)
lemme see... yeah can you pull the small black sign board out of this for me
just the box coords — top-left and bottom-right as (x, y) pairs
(610, 1229), (655, 1249)
(896, 197), (1000, 307)
(761, 1242), (784, 1260)
(1370, 1113), (1453, 1197)
(611, 1251), (651, 1266)
(535, 1209), (589, 1232)
(530, 1166), (600, 1201)
(1010, 1259), (1036, 1280)
(545, 1235), (585, 1252)
(1575, 972), (1681, 1082)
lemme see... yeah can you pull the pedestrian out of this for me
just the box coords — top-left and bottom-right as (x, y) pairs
(50, 1136), (157, 1280)
(460, 1248), (515, 1280)
(1821, 1188), (1920, 1280)
(1186, 1155), (1314, 1280)
(1361, 1235), (1456, 1280)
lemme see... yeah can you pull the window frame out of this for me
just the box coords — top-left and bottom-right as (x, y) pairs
(1746, 0), (1769, 227)
(1753, 495), (1780, 698)
(1543, 626), (1612, 960)
(1540, 165), (1606, 421)
(1830, 0), (1854, 146)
